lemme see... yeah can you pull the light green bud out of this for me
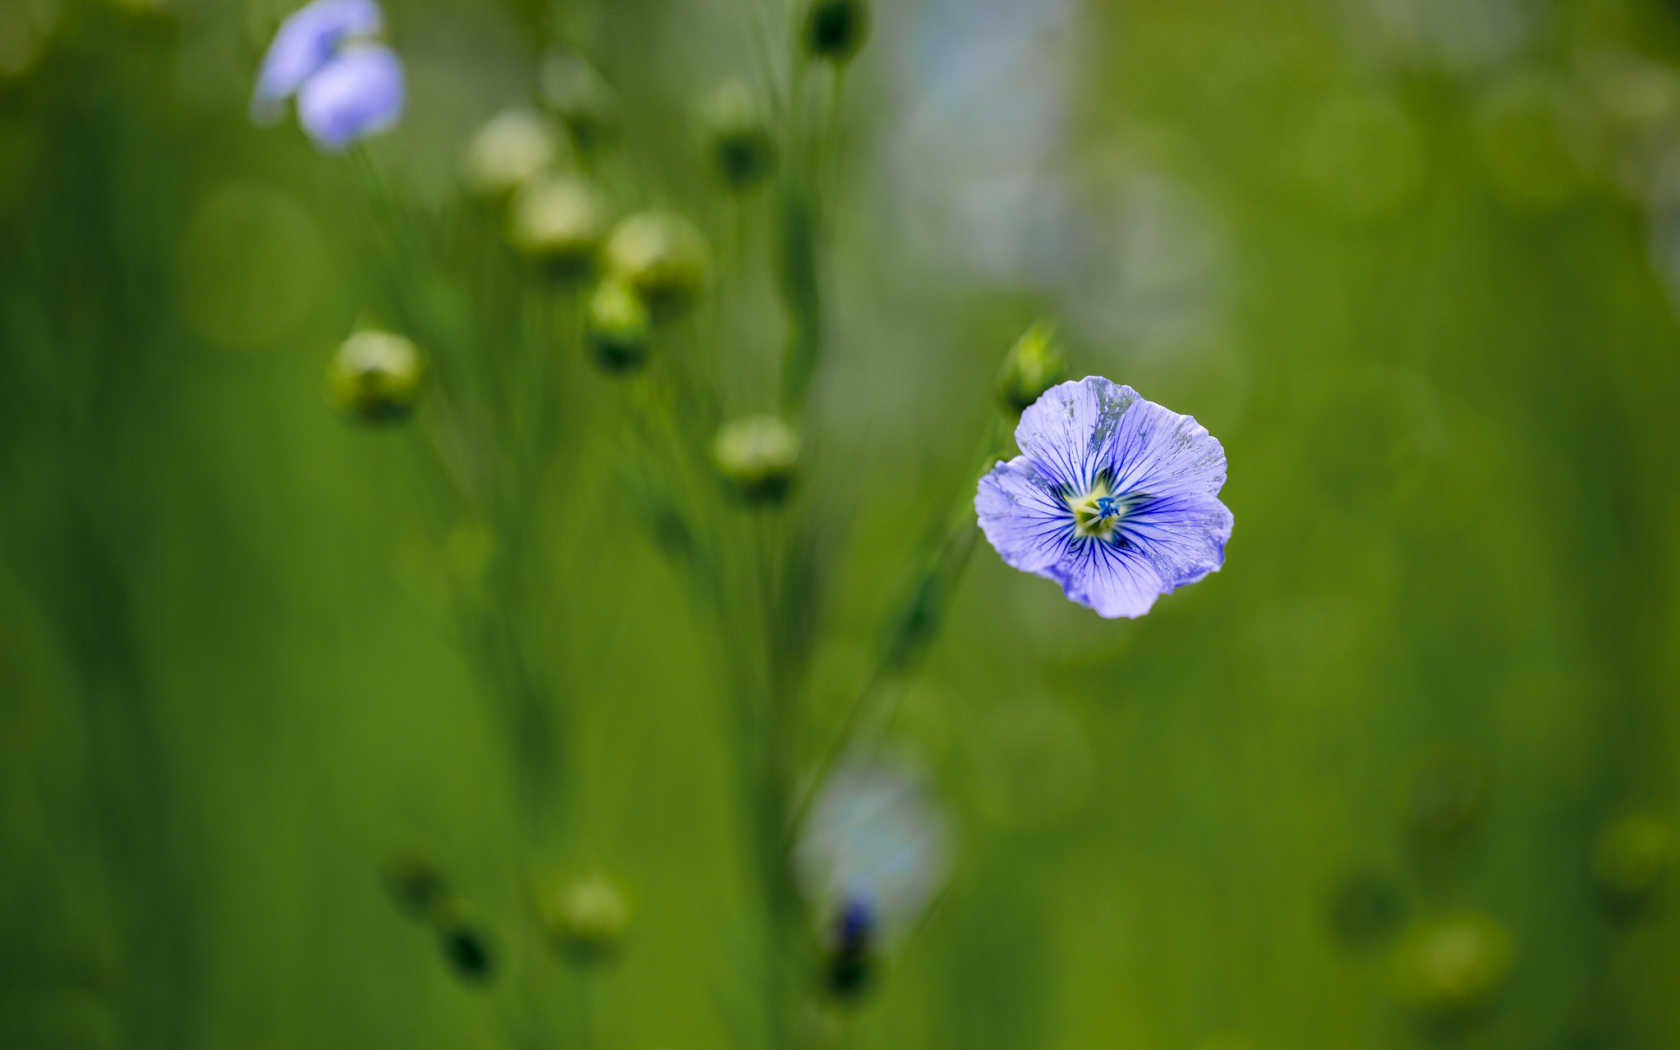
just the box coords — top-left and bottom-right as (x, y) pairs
(1387, 913), (1513, 1018)
(711, 415), (800, 502)
(326, 329), (425, 423)
(603, 211), (709, 317)
(802, 0), (870, 64)
(507, 175), (610, 273)
(541, 876), (632, 962)
(699, 81), (776, 191)
(586, 279), (652, 373)
(464, 109), (559, 197)
(1593, 812), (1673, 900)
(996, 320), (1067, 414)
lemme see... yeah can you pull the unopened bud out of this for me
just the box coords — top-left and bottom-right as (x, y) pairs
(700, 81), (776, 191)
(995, 321), (1066, 414)
(507, 175), (610, 273)
(464, 109), (558, 197)
(586, 280), (652, 373)
(802, 0), (870, 64)
(1593, 812), (1673, 902)
(603, 212), (709, 317)
(540, 876), (632, 963)
(326, 329), (425, 423)
(432, 898), (497, 986)
(711, 415), (800, 502)
(1387, 913), (1512, 1018)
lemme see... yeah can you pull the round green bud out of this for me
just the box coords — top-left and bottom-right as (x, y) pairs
(586, 279), (652, 373)
(1387, 913), (1513, 1018)
(326, 329), (425, 423)
(1592, 812), (1673, 900)
(996, 320), (1067, 414)
(699, 81), (776, 191)
(711, 415), (800, 503)
(1401, 748), (1481, 837)
(464, 109), (559, 197)
(431, 898), (497, 985)
(540, 876), (632, 962)
(603, 212), (710, 317)
(803, 0), (870, 64)
(507, 175), (610, 273)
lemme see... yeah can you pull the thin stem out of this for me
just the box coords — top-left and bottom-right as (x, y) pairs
(787, 412), (1010, 838)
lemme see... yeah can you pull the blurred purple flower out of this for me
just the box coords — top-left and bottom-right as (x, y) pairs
(251, 0), (403, 151)
(297, 46), (405, 151)
(976, 376), (1232, 619)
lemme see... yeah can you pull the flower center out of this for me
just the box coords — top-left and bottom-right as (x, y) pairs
(1068, 483), (1134, 540)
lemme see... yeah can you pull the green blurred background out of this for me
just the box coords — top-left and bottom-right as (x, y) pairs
(6, 0), (1680, 1048)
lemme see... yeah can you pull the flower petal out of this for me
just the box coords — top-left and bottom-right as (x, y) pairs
(296, 45), (406, 151)
(1055, 537), (1169, 619)
(1013, 375), (1140, 492)
(252, 0), (384, 120)
(1104, 394), (1228, 502)
(976, 456), (1074, 575)
(1119, 491), (1233, 590)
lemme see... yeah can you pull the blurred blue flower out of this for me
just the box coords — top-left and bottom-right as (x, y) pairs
(251, 0), (404, 151)
(796, 762), (949, 943)
(252, 0), (384, 120)
(976, 376), (1232, 619)
(297, 46), (405, 151)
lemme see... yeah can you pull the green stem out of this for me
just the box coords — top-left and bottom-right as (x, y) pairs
(787, 412), (1011, 840)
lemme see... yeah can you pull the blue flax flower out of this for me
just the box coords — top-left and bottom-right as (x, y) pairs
(296, 45), (406, 150)
(796, 762), (949, 945)
(976, 376), (1232, 619)
(251, 0), (404, 151)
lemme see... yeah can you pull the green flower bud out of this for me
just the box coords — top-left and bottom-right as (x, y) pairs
(1401, 748), (1481, 837)
(537, 50), (618, 154)
(603, 212), (709, 317)
(464, 109), (559, 197)
(586, 279), (652, 373)
(540, 876), (632, 963)
(699, 81), (776, 192)
(802, 0), (870, 64)
(1387, 913), (1512, 1019)
(326, 329), (425, 423)
(995, 320), (1067, 414)
(1592, 812), (1673, 901)
(507, 175), (610, 273)
(432, 899), (497, 986)
(711, 415), (800, 503)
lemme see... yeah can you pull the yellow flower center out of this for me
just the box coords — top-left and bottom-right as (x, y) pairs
(1068, 482), (1130, 541)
